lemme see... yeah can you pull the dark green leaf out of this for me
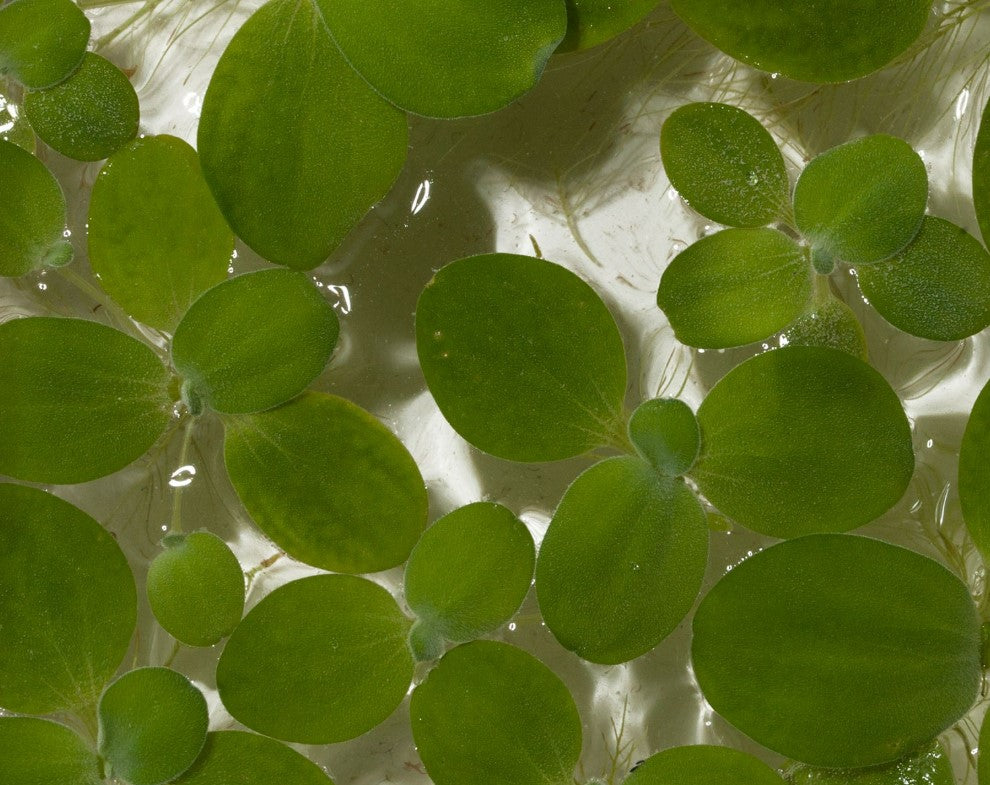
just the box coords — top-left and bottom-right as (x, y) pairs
(0, 718), (101, 785)
(172, 731), (333, 785)
(960, 377), (990, 560)
(782, 296), (868, 360)
(974, 96), (990, 248)
(558, 0), (661, 51)
(628, 398), (700, 476)
(0, 0), (89, 89)
(625, 745), (785, 785)
(787, 740), (953, 785)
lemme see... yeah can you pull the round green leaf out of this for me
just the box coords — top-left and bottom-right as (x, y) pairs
(788, 740), (953, 785)
(628, 398), (700, 476)
(793, 135), (928, 266)
(0, 718), (101, 785)
(660, 102), (789, 227)
(669, 0), (932, 83)
(198, 0), (408, 269)
(692, 346), (913, 538)
(625, 745), (785, 785)
(974, 96), (990, 248)
(410, 641), (582, 785)
(99, 667), (208, 785)
(405, 502), (534, 649)
(173, 731), (333, 785)
(314, 0), (566, 118)
(146, 532), (245, 647)
(0, 484), (136, 714)
(536, 456), (708, 664)
(24, 53), (139, 162)
(657, 228), (813, 348)
(692, 534), (981, 768)
(217, 574), (413, 744)
(88, 135), (233, 332)
(0, 317), (171, 484)
(172, 269), (338, 414)
(0, 138), (71, 276)
(224, 391), (427, 573)
(558, 0), (661, 51)
(416, 253), (627, 461)
(960, 377), (990, 560)
(857, 216), (990, 341)
(0, 0), (89, 89)
(782, 296), (868, 360)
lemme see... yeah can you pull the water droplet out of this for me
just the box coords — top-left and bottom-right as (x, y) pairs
(37, 282), (47, 291)
(169, 464), (196, 488)
(432, 330), (443, 340)
(747, 172), (759, 186)
(410, 179), (432, 215)
(630, 563), (640, 571)
(508, 622), (516, 631)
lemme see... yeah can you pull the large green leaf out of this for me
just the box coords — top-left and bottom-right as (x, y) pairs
(787, 741), (954, 785)
(410, 641), (582, 785)
(627, 398), (700, 476)
(198, 0), (408, 269)
(0, 484), (136, 714)
(88, 135), (232, 332)
(217, 574), (413, 744)
(692, 534), (981, 768)
(558, 0), (661, 51)
(625, 745), (785, 785)
(416, 253), (627, 461)
(173, 732), (333, 785)
(0, 317), (171, 484)
(692, 346), (913, 538)
(960, 377), (990, 560)
(657, 228), (813, 348)
(224, 392), (427, 573)
(669, 0), (932, 83)
(0, 0), (89, 89)
(975, 96), (990, 248)
(0, 718), (101, 785)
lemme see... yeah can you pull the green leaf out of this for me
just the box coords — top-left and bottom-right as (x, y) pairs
(172, 269), (338, 414)
(88, 135), (233, 332)
(856, 216), (990, 341)
(416, 253), (627, 461)
(782, 296), (868, 360)
(628, 398), (700, 476)
(314, 0), (566, 118)
(24, 53), (139, 162)
(558, 0), (661, 51)
(98, 667), (209, 785)
(960, 377), (990, 561)
(224, 392), (427, 573)
(404, 502), (534, 653)
(660, 102), (788, 227)
(0, 484), (136, 714)
(669, 0), (932, 83)
(692, 534), (981, 768)
(974, 96), (990, 248)
(657, 228), (813, 348)
(0, 717), (101, 785)
(0, 138), (71, 276)
(0, 0), (89, 89)
(217, 574), (413, 744)
(625, 745), (785, 785)
(410, 641), (582, 785)
(198, 0), (407, 269)
(787, 740), (953, 785)
(0, 317), (171, 484)
(691, 346), (913, 538)
(536, 456), (708, 663)
(146, 532), (245, 647)
(172, 731), (334, 785)
(793, 135), (927, 266)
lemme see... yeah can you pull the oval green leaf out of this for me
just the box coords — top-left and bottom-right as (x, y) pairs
(198, 0), (408, 269)
(960, 377), (990, 560)
(224, 391), (427, 573)
(974, 96), (990, 248)
(788, 740), (953, 785)
(625, 745), (785, 785)
(416, 253), (627, 461)
(217, 574), (413, 744)
(558, 0), (661, 51)
(657, 228), (813, 348)
(628, 398), (700, 476)
(172, 269), (338, 414)
(99, 667), (208, 785)
(88, 135), (233, 332)
(146, 532), (245, 647)
(536, 456), (708, 664)
(410, 641), (582, 785)
(692, 534), (981, 768)
(173, 731), (333, 785)
(24, 53), (139, 162)
(0, 484), (136, 714)
(0, 0), (89, 89)
(692, 346), (913, 538)
(782, 296), (868, 360)
(0, 717), (101, 785)
(660, 102), (788, 227)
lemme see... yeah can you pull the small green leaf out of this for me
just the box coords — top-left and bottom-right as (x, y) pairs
(99, 667), (208, 785)
(198, 0), (408, 269)
(558, 0), (661, 51)
(217, 574), (413, 743)
(793, 135), (927, 266)
(24, 53), (139, 162)
(692, 346), (913, 538)
(0, 717), (101, 785)
(625, 745), (785, 785)
(146, 532), (245, 647)
(974, 96), (990, 248)
(0, 0), (89, 89)
(628, 398), (700, 476)
(172, 731), (334, 785)
(660, 103), (788, 227)
(692, 534), (981, 768)
(405, 502), (534, 648)
(787, 740), (953, 785)
(410, 641), (582, 785)
(88, 135), (233, 332)
(224, 391), (427, 573)
(657, 228), (813, 348)
(782, 295), (868, 360)
(0, 138), (71, 276)
(960, 377), (990, 561)
(416, 253), (627, 461)
(856, 216), (990, 341)
(536, 456), (708, 663)
(0, 317), (171, 484)
(172, 269), (338, 414)
(0, 484), (136, 714)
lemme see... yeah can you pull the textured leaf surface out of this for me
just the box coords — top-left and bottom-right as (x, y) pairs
(0, 0), (89, 89)
(628, 398), (700, 476)
(0, 718), (101, 785)
(782, 297), (868, 360)
(788, 741), (953, 785)
(960, 377), (990, 561)
(559, 0), (661, 51)
(173, 732), (333, 785)
(625, 745), (785, 785)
